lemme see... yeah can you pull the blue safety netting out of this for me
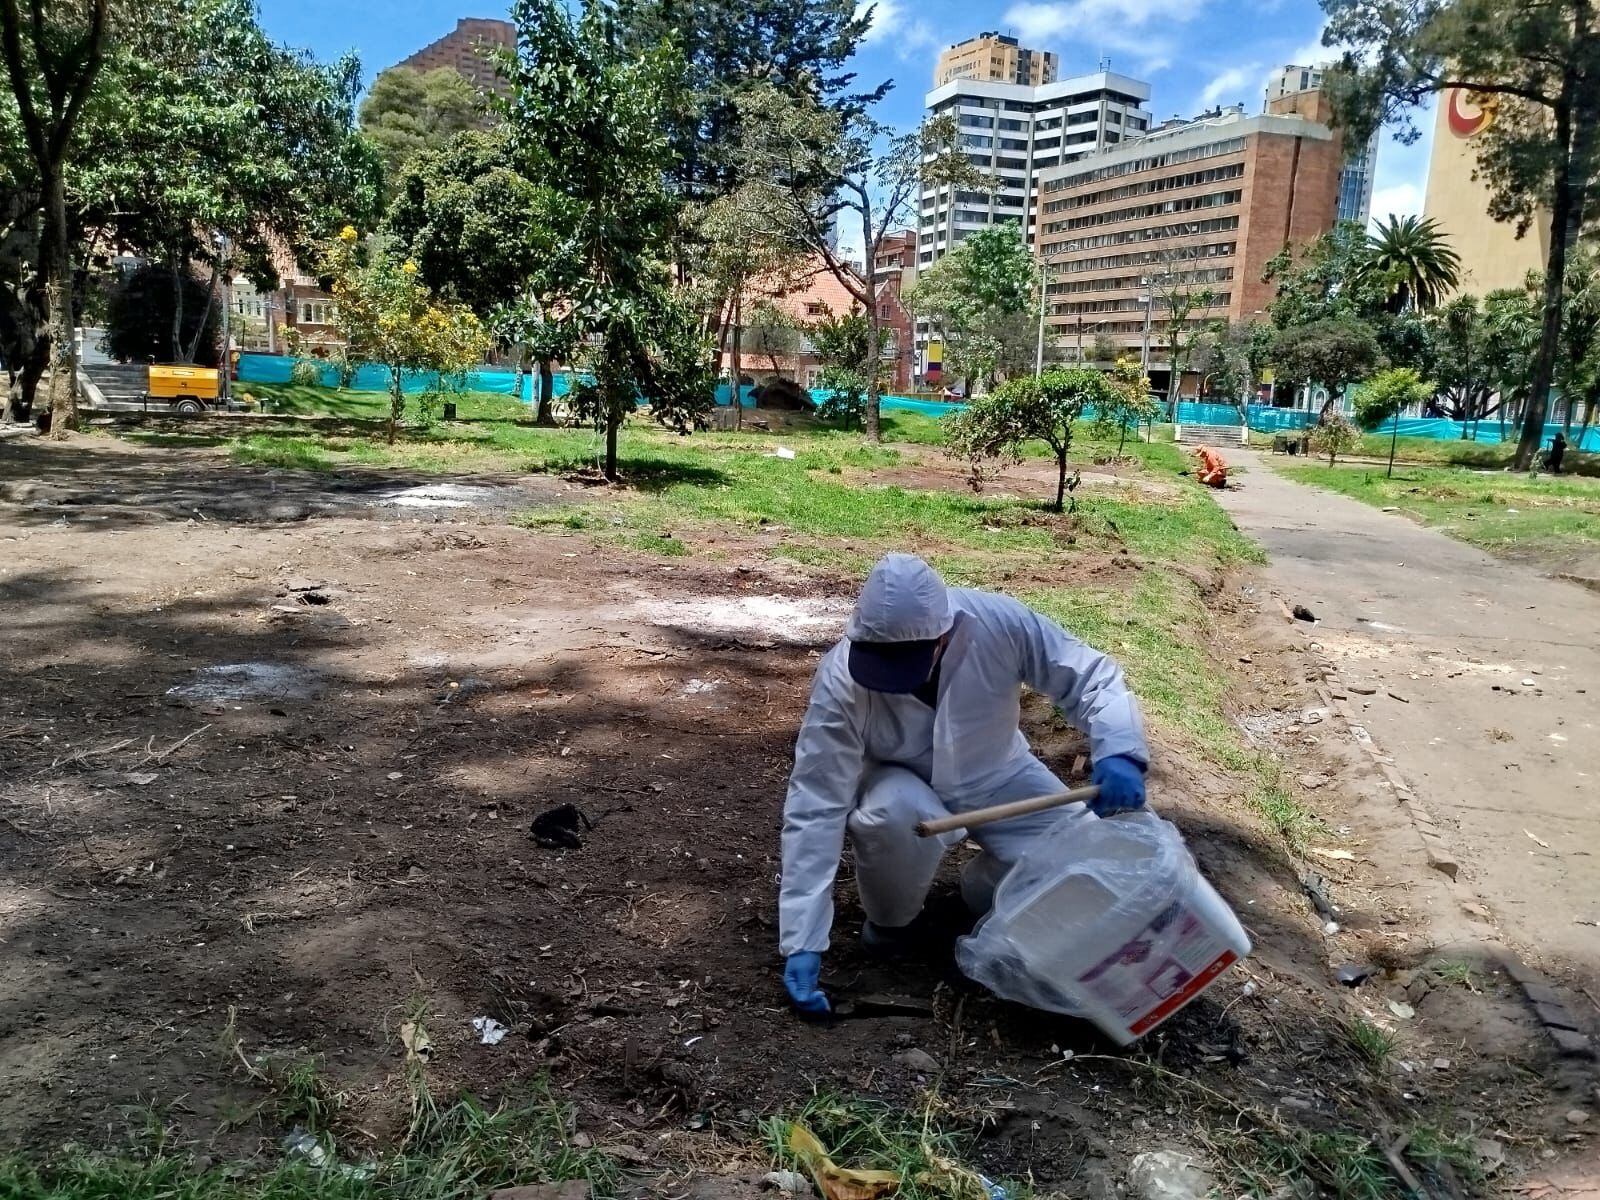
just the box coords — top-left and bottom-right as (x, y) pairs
(237, 353), (577, 402)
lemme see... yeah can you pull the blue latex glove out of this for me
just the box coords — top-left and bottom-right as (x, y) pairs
(783, 951), (831, 1017)
(1090, 754), (1147, 816)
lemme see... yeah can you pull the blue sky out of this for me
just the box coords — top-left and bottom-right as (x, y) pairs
(259, 0), (1432, 227)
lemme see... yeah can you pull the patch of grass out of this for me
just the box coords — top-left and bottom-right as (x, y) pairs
(1026, 572), (1255, 772)
(1429, 959), (1480, 991)
(1235, 1128), (1395, 1200)
(0, 1091), (617, 1200)
(1246, 780), (1321, 854)
(232, 433), (342, 471)
(760, 1093), (1016, 1200)
(1405, 1123), (1485, 1186)
(1282, 461), (1600, 560)
(625, 530), (690, 556)
(1347, 1016), (1398, 1068)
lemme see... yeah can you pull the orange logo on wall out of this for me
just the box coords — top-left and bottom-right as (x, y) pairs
(1446, 88), (1497, 138)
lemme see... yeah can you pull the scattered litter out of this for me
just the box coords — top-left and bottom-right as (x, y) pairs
(126, 771), (159, 786)
(1575, 918), (1600, 927)
(1299, 870), (1339, 919)
(626, 594), (851, 645)
(399, 1021), (433, 1063)
(1388, 1000), (1416, 1020)
(1432, 1057), (1452, 1070)
(788, 1122), (900, 1200)
(1473, 1138), (1505, 1174)
(772, 446), (797, 460)
(1323, 920), (1340, 935)
(1127, 1150), (1217, 1200)
(282, 1130), (330, 1167)
(1349, 684), (1378, 695)
(1336, 963), (1375, 987)
(1292, 604), (1316, 622)
(1309, 847), (1356, 862)
(762, 1170), (813, 1195)
(1565, 1109), (1590, 1126)
(1387, 691), (1410, 703)
(682, 678), (719, 695)
(471, 1016), (509, 1046)
(531, 804), (592, 850)
(1522, 679), (1538, 688)
(387, 771), (404, 781)
(1241, 981), (1260, 998)
(1524, 829), (1551, 849)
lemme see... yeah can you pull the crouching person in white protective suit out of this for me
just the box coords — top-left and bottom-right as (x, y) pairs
(778, 553), (1151, 1017)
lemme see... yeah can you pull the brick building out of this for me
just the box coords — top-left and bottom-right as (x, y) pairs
(1034, 103), (1343, 391)
(872, 231), (917, 391)
(722, 258), (863, 389)
(399, 17), (515, 94)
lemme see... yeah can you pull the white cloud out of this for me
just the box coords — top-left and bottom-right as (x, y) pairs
(1197, 63), (1263, 109)
(1368, 183), (1424, 226)
(1002, 0), (1198, 73)
(857, 0), (904, 46)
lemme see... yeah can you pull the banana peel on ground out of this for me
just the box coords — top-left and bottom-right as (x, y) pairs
(786, 1123), (900, 1200)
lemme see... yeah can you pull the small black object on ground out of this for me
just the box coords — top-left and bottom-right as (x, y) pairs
(1336, 963), (1376, 987)
(531, 803), (593, 849)
(1292, 604), (1317, 622)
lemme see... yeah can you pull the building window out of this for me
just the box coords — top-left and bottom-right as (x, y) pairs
(805, 302), (829, 317)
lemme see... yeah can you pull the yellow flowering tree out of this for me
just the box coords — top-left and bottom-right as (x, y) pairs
(323, 228), (491, 443)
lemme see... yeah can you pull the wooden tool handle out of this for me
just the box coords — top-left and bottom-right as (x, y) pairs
(915, 785), (1100, 837)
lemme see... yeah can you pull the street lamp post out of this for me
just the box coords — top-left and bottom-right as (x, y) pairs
(1034, 246), (1068, 378)
(1138, 285), (1153, 378)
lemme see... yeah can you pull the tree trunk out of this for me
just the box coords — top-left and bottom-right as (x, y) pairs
(511, 343), (528, 407)
(604, 407), (620, 481)
(861, 211), (881, 443)
(730, 293), (743, 432)
(1054, 448), (1068, 513)
(388, 370), (401, 445)
(41, 172), (75, 439)
(6, 337), (45, 422)
(1117, 419), (1129, 459)
(1387, 417), (1400, 478)
(1516, 85), (1593, 469)
(169, 255), (185, 363)
(535, 359), (556, 426)
(182, 263), (220, 364)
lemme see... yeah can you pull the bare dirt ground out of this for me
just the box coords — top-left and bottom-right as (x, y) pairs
(1, 435), (1590, 1192)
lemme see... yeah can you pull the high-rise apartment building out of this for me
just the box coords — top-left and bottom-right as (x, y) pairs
(1034, 104), (1343, 382)
(935, 33), (1059, 87)
(399, 17), (515, 94)
(918, 72), (1154, 270)
(1264, 64), (1377, 225)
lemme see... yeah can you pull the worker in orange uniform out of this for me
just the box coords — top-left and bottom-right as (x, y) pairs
(1194, 446), (1228, 488)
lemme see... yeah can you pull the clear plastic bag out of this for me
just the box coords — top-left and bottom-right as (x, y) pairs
(956, 808), (1250, 1043)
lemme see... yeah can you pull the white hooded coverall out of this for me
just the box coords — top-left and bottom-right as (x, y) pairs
(777, 572), (1150, 957)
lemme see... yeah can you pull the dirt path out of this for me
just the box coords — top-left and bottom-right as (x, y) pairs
(1215, 450), (1600, 992)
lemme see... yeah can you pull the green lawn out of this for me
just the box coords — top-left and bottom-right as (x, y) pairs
(1281, 461), (1600, 559)
(1283, 428), (1600, 476)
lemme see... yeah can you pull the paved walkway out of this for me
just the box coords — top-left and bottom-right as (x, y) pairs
(1214, 450), (1600, 989)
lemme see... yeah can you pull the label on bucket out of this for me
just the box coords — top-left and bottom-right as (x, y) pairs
(1075, 899), (1238, 1035)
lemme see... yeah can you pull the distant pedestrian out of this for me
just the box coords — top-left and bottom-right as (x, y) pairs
(1549, 431), (1569, 474)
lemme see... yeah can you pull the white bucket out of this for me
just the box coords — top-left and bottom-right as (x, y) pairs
(956, 808), (1250, 1044)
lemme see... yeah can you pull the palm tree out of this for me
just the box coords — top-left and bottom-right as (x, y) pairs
(1365, 215), (1462, 313)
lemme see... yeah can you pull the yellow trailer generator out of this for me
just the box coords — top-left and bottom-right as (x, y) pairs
(146, 364), (221, 414)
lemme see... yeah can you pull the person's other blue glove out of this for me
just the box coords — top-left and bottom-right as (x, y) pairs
(1090, 754), (1146, 816)
(783, 951), (830, 1017)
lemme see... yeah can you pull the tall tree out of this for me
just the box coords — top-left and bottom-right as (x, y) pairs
(1364, 214), (1461, 312)
(1270, 316), (1386, 403)
(1323, 0), (1600, 467)
(733, 82), (982, 440)
(359, 66), (488, 187)
(504, 0), (711, 479)
(903, 222), (1037, 394)
(384, 128), (578, 423)
(0, 0), (109, 434)
(1143, 241), (1219, 403)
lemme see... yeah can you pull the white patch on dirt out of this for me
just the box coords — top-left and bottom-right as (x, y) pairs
(166, 662), (323, 702)
(630, 594), (850, 644)
(682, 678), (719, 695)
(377, 483), (497, 509)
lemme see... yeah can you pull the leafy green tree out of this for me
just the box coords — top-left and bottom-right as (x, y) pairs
(1321, 0), (1600, 467)
(1264, 221), (1387, 330)
(945, 367), (1116, 512)
(1270, 317), (1386, 403)
(810, 310), (876, 427)
(103, 264), (220, 366)
(359, 66), (487, 187)
(1308, 412), (1363, 465)
(1093, 357), (1160, 458)
(0, 0), (110, 433)
(1364, 214), (1461, 312)
(1426, 296), (1499, 426)
(384, 128), (579, 424)
(1354, 365), (1436, 475)
(503, 0), (712, 480)
(321, 229), (491, 444)
(1143, 243), (1219, 402)
(903, 222), (1036, 393)
(733, 82), (984, 441)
